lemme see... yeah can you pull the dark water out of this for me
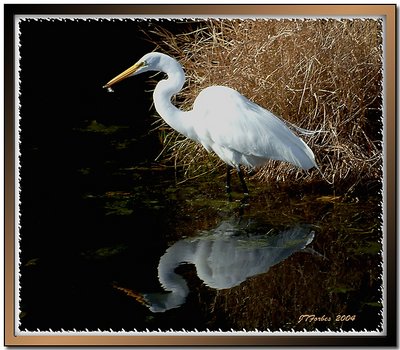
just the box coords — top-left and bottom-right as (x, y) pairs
(18, 19), (383, 333)
(19, 119), (382, 332)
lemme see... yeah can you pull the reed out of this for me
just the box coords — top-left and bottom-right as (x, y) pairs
(145, 19), (383, 191)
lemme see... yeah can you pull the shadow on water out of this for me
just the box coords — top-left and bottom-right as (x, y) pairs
(113, 217), (316, 313)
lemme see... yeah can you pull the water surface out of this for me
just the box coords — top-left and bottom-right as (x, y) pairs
(19, 122), (382, 332)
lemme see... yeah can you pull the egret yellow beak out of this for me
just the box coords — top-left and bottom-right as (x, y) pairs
(103, 61), (144, 88)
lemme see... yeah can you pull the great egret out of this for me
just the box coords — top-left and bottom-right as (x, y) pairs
(103, 52), (317, 195)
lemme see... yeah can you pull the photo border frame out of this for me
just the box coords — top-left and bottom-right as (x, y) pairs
(4, 3), (397, 346)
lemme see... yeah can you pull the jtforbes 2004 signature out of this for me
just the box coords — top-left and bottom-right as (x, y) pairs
(297, 314), (357, 323)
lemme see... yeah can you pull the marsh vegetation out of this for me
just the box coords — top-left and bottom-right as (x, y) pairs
(147, 19), (382, 194)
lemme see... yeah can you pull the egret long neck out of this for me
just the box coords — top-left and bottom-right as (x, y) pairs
(153, 62), (195, 139)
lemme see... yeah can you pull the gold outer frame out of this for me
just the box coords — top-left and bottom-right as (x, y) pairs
(4, 4), (396, 346)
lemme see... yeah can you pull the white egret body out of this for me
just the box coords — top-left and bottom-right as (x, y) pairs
(104, 52), (317, 194)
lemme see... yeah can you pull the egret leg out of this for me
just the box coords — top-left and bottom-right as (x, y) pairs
(226, 165), (232, 200)
(237, 166), (249, 195)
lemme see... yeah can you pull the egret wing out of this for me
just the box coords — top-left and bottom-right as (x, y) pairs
(193, 86), (316, 170)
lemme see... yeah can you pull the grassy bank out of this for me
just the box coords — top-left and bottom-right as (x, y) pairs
(145, 19), (383, 193)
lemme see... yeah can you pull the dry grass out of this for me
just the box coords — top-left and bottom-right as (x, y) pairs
(145, 19), (383, 191)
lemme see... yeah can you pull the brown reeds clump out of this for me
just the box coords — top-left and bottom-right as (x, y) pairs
(146, 19), (383, 192)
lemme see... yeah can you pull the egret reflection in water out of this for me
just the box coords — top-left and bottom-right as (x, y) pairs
(118, 218), (315, 313)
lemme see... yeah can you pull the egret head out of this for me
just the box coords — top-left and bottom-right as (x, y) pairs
(103, 52), (166, 89)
